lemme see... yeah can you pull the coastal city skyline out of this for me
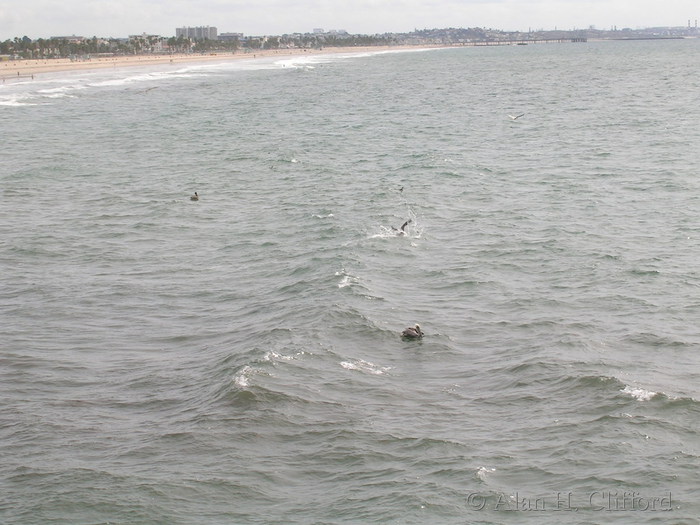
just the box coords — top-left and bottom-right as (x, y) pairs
(1, 0), (698, 40)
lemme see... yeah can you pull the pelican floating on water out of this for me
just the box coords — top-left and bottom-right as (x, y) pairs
(402, 324), (423, 339)
(190, 192), (199, 201)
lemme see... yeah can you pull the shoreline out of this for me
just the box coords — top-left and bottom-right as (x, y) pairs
(1, 45), (440, 78)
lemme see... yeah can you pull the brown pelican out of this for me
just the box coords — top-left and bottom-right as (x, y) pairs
(190, 192), (199, 201)
(392, 219), (411, 236)
(402, 324), (423, 339)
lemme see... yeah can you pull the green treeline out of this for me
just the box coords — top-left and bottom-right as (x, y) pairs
(0, 33), (397, 59)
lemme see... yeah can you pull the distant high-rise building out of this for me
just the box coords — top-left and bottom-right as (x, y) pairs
(176, 26), (218, 40)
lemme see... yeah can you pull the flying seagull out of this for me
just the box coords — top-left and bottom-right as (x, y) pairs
(508, 113), (525, 120)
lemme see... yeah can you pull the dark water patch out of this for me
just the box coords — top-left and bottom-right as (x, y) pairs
(622, 331), (695, 348)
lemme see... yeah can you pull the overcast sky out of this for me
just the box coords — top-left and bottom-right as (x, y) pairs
(1, 0), (698, 39)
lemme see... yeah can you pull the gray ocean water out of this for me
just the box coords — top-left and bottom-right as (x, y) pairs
(2, 40), (700, 524)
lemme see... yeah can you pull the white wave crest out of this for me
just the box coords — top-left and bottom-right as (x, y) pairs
(621, 385), (658, 401)
(476, 466), (496, 482)
(336, 269), (361, 289)
(233, 365), (252, 387)
(263, 350), (304, 362)
(340, 359), (390, 375)
(0, 95), (38, 106)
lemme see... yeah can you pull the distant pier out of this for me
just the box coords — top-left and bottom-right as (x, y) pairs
(458, 37), (587, 46)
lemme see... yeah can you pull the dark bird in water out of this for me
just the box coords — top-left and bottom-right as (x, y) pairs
(402, 324), (423, 339)
(190, 192), (199, 201)
(392, 219), (411, 235)
(399, 186), (404, 193)
(508, 113), (525, 120)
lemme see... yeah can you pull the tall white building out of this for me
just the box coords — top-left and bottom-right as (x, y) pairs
(176, 26), (218, 40)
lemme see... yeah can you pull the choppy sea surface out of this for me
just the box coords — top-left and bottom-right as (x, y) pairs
(2, 40), (700, 524)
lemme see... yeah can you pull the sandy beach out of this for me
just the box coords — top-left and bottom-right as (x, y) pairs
(1, 45), (435, 78)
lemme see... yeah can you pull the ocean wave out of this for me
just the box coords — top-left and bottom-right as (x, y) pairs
(340, 359), (391, 375)
(334, 268), (384, 300)
(619, 384), (700, 409)
(476, 466), (496, 482)
(263, 349), (306, 362)
(88, 70), (206, 88)
(232, 364), (255, 388)
(368, 225), (416, 239)
(623, 331), (695, 348)
(621, 384), (659, 401)
(1, 67), (209, 108)
(274, 56), (321, 70)
(273, 48), (435, 70)
(335, 268), (362, 289)
(482, 362), (700, 416)
(37, 84), (85, 95)
(0, 93), (40, 106)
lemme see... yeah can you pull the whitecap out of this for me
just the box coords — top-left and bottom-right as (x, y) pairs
(370, 217), (422, 239)
(476, 466), (496, 482)
(621, 385), (658, 401)
(37, 84), (85, 95)
(272, 47), (439, 71)
(233, 365), (252, 387)
(263, 350), (304, 362)
(274, 54), (335, 69)
(336, 269), (361, 289)
(36, 92), (77, 101)
(340, 359), (390, 375)
(370, 226), (398, 239)
(370, 225), (416, 239)
(0, 94), (38, 107)
(274, 57), (318, 69)
(89, 71), (173, 87)
(337, 274), (355, 288)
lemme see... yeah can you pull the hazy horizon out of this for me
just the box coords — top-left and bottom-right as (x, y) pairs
(1, 0), (698, 40)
